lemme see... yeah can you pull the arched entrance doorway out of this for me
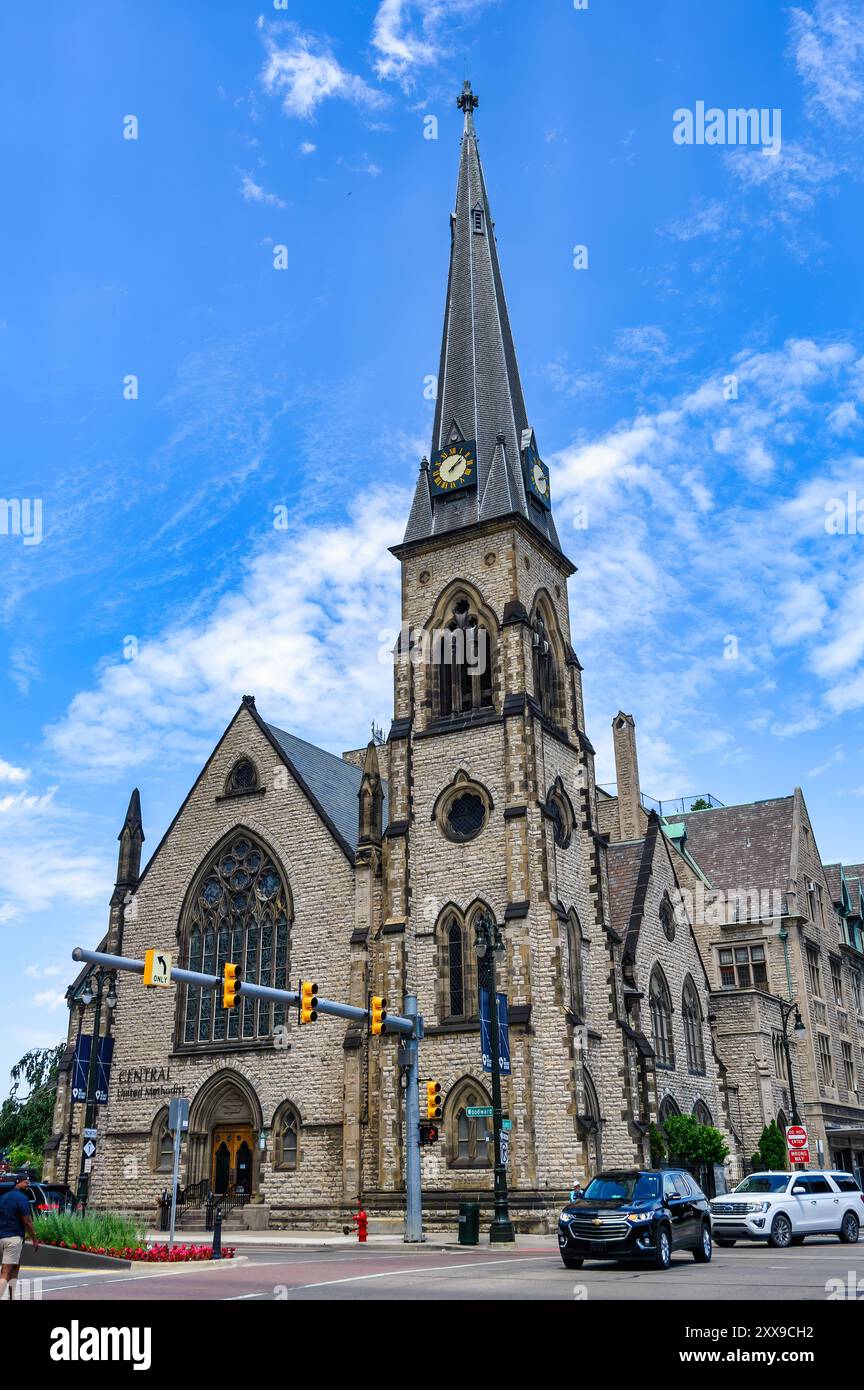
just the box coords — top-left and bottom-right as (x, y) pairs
(186, 1070), (263, 1196)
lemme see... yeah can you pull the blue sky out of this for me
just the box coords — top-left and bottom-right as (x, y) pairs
(1, 0), (863, 1084)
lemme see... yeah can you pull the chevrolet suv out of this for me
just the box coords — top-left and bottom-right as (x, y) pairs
(558, 1169), (713, 1271)
(710, 1170), (863, 1248)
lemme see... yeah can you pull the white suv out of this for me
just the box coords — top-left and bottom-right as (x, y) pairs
(710, 1170), (862, 1249)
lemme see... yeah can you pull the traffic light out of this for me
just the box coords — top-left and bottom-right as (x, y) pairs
(222, 962), (242, 1010)
(418, 1121), (439, 1146)
(425, 1081), (442, 1120)
(299, 980), (319, 1024)
(369, 995), (387, 1036)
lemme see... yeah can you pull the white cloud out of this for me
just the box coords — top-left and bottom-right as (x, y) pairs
(33, 990), (67, 1011)
(44, 489), (407, 777)
(789, 0), (864, 128)
(828, 400), (859, 433)
(25, 964), (65, 979)
(299, 141), (317, 156)
(260, 25), (387, 119)
(0, 760), (29, 784)
(240, 172), (287, 208)
(0, 785), (112, 922)
(808, 746), (845, 777)
(371, 0), (492, 85)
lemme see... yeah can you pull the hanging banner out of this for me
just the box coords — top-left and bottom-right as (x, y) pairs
(479, 990), (511, 1075)
(71, 1035), (114, 1105)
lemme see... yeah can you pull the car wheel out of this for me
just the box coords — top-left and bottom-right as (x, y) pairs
(768, 1213), (793, 1249)
(693, 1222), (712, 1263)
(561, 1255), (584, 1269)
(839, 1212), (860, 1245)
(715, 1238), (736, 1247)
(790, 1236), (805, 1246)
(653, 1225), (671, 1270)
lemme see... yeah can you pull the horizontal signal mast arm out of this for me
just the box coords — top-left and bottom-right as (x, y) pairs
(71, 946), (414, 1034)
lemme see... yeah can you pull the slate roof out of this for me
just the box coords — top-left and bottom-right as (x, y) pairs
(670, 797), (794, 895)
(401, 85), (561, 554)
(606, 839), (648, 943)
(842, 863), (864, 915)
(823, 862), (843, 905)
(266, 724), (388, 856)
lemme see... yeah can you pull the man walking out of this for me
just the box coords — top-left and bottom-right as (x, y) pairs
(0, 1174), (39, 1301)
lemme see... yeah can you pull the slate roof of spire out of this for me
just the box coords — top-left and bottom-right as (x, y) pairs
(402, 82), (561, 553)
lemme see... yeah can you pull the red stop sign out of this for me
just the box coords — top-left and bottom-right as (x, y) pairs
(787, 1125), (807, 1147)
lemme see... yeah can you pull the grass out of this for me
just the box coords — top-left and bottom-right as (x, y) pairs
(33, 1209), (147, 1250)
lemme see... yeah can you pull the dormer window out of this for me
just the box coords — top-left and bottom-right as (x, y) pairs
(472, 204), (485, 235)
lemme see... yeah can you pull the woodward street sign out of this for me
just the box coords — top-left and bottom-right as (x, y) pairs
(466, 1106), (493, 1118)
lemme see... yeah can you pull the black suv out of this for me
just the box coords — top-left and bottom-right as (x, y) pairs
(558, 1169), (713, 1270)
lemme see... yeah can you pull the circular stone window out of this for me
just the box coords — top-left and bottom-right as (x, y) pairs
(445, 791), (487, 842)
(660, 902), (676, 942)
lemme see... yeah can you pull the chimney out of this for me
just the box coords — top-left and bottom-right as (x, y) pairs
(612, 712), (642, 841)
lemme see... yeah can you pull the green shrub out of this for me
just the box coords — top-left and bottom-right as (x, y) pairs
(34, 1210), (147, 1251)
(649, 1122), (666, 1165)
(663, 1114), (729, 1166)
(753, 1120), (787, 1171)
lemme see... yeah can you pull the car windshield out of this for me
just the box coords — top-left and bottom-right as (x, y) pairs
(582, 1173), (660, 1201)
(733, 1175), (790, 1194)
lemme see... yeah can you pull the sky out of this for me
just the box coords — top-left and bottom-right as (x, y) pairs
(1, 0), (863, 1087)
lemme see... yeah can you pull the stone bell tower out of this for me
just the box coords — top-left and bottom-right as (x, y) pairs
(364, 83), (632, 1206)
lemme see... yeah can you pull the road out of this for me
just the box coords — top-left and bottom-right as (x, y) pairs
(29, 1237), (864, 1301)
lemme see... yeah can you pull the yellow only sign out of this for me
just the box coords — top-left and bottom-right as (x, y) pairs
(143, 948), (173, 988)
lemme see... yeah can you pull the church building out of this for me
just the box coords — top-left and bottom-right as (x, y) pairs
(46, 84), (740, 1230)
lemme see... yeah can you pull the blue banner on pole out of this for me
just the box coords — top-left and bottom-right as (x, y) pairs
(95, 1036), (114, 1105)
(479, 990), (511, 1075)
(71, 1035), (114, 1104)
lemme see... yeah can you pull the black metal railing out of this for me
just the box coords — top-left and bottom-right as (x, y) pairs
(205, 1184), (250, 1230)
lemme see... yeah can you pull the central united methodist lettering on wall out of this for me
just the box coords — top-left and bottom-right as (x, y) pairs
(115, 1066), (181, 1103)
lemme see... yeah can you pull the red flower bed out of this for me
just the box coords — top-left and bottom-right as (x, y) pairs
(47, 1240), (235, 1262)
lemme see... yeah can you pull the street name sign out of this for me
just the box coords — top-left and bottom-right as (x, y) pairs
(466, 1106), (493, 1118)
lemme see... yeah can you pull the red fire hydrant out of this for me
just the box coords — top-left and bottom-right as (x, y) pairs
(352, 1206), (368, 1243)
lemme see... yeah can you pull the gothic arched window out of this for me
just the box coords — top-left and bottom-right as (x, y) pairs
(658, 1093), (680, 1129)
(274, 1103), (300, 1171)
(531, 606), (561, 723)
(693, 1099), (713, 1127)
(564, 910), (585, 1018)
(448, 1079), (493, 1168)
(682, 976), (705, 1074)
(181, 831), (291, 1047)
(649, 966), (675, 1069)
(226, 758), (258, 795)
(435, 597), (493, 718)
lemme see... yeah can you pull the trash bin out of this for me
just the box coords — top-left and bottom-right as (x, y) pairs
(458, 1201), (480, 1246)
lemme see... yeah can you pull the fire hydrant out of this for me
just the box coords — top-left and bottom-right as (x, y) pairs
(352, 1206), (368, 1243)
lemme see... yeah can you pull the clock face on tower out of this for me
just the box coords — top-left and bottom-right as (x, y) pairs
(523, 442), (551, 509)
(430, 439), (478, 495)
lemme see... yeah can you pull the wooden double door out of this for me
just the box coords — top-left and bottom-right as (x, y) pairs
(210, 1126), (254, 1195)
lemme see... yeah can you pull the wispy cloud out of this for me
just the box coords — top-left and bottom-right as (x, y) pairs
(0, 760), (29, 784)
(240, 171), (287, 208)
(371, 0), (493, 86)
(260, 24), (387, 119)
(789, 0), (864, 129)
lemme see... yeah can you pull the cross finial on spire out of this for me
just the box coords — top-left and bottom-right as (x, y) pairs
(457, 80), (478, 115)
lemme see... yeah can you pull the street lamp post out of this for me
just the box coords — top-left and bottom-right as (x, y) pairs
(474, 911), (515, 1244)
(779, 998), (806, 1128)
(75, 967), (117, 1211)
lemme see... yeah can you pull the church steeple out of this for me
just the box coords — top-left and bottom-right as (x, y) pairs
(401, 80), (561, 553)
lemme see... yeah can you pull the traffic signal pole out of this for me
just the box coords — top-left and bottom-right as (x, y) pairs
(71, 947), (425, 1242)
(402, 995), (423, 1244)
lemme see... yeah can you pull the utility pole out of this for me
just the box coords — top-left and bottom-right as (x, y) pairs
(75, 966), (117, 1211)
(402, 996), (424, 1243)
(474, 912), (515, 1243)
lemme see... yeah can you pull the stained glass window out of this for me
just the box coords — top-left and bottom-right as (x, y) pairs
(182, 834), (291, 1045)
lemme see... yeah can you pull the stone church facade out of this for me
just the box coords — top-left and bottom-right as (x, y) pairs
(46, 87), (765, 1230)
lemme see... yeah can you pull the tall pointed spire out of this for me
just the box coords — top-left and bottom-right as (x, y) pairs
(116, 787), (144, 890)
(400, 80), (561, 552)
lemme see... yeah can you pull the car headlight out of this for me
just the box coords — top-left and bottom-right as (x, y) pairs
(626, 1211), (653, 1223)
(559, 1210), (573, 1224)
(746, 1201), (770, 1213)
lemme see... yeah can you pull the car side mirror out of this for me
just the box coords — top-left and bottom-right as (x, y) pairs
(792, 1185), (806, 1195)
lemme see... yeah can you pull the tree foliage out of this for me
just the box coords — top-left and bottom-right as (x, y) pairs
(663, 1114), (729, 1166)
(754, 1120), (787, 1171)
(0, 1045), (64, 1165)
